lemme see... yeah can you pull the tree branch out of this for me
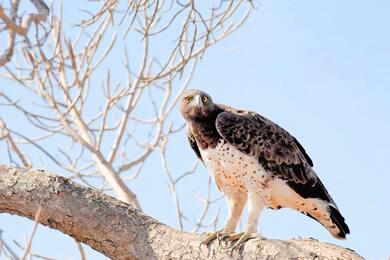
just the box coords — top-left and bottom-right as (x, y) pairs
(0, 165), (363, 259)
(0, 0), (49, 66)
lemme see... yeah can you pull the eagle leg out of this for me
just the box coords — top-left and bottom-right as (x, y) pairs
(199, 190), (247, 247)
(224, 192), (265, 251)
(224, 190), (247, 232)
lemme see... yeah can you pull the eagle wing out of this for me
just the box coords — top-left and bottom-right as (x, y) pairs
(215, 109), (315, 184)
(215, 108), (337, 207)
(187, 129), (203, 162)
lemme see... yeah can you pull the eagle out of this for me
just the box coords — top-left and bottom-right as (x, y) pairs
(180, 89), (350, 249)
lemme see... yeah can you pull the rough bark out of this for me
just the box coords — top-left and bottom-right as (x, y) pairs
(0, 165), (362, 259)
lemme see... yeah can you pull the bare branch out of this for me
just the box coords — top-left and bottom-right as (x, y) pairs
(76, 241), (86, 260)
(0, 117), (31, 167)
(0, 0), (49, 66)
(160, 131), (184, 231)
(21, 206), (42, 260)
(0, 230), (18, 260)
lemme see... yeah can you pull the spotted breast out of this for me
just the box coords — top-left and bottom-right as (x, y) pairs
(200, 138), (272, 196)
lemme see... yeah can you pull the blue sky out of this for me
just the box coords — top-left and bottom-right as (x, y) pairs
(1, 1), (389, 259)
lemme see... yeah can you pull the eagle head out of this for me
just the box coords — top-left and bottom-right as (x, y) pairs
(180, 89), (215, 121)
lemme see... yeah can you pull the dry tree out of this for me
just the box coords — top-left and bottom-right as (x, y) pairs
(0, 0), (252, 258)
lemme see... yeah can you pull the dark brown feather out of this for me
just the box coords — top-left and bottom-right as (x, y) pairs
(215, 108), (316, 185)
(214, 107), (339, 208)
(185, 106), (223, 160)
(187, 133), (203, 162)
(293, 137), (313, 167)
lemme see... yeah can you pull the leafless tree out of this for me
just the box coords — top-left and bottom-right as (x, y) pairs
(1, 0), (250, 208)
(0, 0), (252, 257)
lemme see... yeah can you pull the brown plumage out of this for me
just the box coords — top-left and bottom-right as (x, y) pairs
(215, 107), (317, 184)
(180, 89), (350, 249)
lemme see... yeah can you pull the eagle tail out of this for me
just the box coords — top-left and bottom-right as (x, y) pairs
(327, 204), (350, 239)
(302, 201), (350, 239)
(269, 179), (350, 239)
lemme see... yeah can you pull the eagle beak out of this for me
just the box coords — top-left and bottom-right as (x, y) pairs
(192, 94), (201, 107)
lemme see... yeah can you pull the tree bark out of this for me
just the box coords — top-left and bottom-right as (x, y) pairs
(0, 165), (362, 259)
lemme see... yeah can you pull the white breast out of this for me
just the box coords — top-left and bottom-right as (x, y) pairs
(200, 140), (270, 193)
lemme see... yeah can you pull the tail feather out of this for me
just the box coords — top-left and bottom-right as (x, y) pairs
(303, 202), (350, 240)
(269, 178), (350, 239)
(328, 205), (350, 239)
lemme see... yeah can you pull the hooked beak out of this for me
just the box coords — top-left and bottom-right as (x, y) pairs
(191, 94), (201, 107)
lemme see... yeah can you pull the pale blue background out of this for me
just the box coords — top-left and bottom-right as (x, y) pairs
(1, 1), (389, 259)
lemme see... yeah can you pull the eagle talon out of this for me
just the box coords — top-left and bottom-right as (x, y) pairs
(216, 232), (226, 241)
(217, 232), (233, 246)
(223, 232), (245, 242)
(199, 229), (225, 247)
(217, 234), (225, 246)
(226, 232), (258, 252)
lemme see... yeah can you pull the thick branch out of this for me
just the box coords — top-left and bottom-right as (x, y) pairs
(0, 165), (363, 259)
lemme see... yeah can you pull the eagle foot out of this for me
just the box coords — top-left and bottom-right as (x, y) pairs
(218, 232), (245, 243)
(199, 229), (224, 247)
(226, 232), (259, 253)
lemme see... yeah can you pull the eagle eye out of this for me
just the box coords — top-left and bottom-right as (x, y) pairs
(202, 96), (209, 102)
(184, 96), (193, 103)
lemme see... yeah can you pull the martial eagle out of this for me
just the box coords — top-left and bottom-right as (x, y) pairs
(179, 89), (350, 250)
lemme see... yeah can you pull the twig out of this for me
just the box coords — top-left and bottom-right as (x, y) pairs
(76, 241), (86, 260)
(21, 206), (42, 260)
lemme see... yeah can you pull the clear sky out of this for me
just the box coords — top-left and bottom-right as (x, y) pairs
(1, 1), (389, 259)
